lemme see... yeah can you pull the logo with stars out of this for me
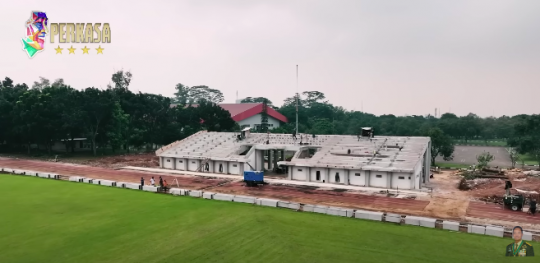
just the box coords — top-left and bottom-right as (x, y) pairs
(22, 11), (110, 57)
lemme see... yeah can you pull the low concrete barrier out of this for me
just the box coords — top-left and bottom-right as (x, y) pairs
(116, 182), (127, 188)
(213, 193), (234, 201)
(277, 201), (290, 208)
(354, 210), (383, 221)
(303, 204), (315, 212)
(69, 176), (84, 182)
(287, 202), (300, 210)
(405, 216), (420, 226)
(314, 206), (328, 214)
(418, 217), (436, 228)
(485, 226), (504, 237)
(189, 190), (203, 197)
(523, 232), (533, 241)
(143, 185), (158, 192)
(12, 169), (25, 175)
(203, 192), (215, 199)
(326, 206), (348, 217)
(234, 195), (256, 204)
(83, 178), (93, 183)
(385, 213), (402, 223)
(169, 188), (181, 195)
(442, 221), (460, 231)
(92, 179), (102, 185)
(125, 183), (140, 190)
(37, 173), (50, 179)
(256, 198), (278, 207)
(468, 225), (486, 235)
(100, 180), (115, 187)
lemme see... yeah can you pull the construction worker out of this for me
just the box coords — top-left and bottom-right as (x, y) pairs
(530, 199), (537, 216)
(506, 226), (534, 256)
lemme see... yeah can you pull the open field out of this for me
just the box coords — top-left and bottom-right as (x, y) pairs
(436, 146), (512, 168)
(453, 139), (507, 147)
(0, 175), (527, 263)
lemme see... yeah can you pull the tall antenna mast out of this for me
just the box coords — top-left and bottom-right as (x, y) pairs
(296, 65), (299, 134)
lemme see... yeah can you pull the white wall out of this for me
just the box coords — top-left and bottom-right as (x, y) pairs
(163, 157), (174, 169)
(370, 171), (388, 188)
(187, 159), (199, 171)
(309, 168), (327, 182)
(292, 166), (308, 181)
(328, 168), (346, 184)
(175, 158), (187, 170)
(237, 114), (281, 129)
(229, 162), (240, 175)
(391, 172), (412, 189)
(214, 161), (227, 174)
(414, 160), (423, 189)
(349, 170), (365, 186)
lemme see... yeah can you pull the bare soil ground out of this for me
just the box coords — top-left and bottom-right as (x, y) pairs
(78, 153), (160, 169)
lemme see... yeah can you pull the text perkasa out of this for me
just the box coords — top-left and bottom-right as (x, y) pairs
(49, 23), (111, 43)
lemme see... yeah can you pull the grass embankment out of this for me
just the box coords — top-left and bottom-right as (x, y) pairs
(0, 175), (529, 263)
(453, 139), (507, 147)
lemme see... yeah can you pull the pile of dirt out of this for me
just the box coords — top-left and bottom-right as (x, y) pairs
(82, 153), (159, 169)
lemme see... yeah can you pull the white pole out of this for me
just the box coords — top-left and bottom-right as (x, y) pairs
(296, 65), (299, 134)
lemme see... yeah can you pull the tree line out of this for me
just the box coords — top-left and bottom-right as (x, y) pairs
(0, 71), (237, 155)
(1, 71), (538, 166)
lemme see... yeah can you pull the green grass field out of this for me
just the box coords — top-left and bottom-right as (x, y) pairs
(454, 139), (507, 147)
(0, 175), (532, 263)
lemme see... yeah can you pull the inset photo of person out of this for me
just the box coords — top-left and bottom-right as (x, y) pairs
(506, 226), (534, 257)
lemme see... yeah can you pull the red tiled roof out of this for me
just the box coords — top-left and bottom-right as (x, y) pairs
(174, 103), (288, 123)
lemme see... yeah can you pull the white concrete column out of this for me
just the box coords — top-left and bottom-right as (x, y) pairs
(365, 170), (370, 187)
(208, 161), (214, 173)
(344, 170), (349, 185)
(225, 161), (229, 174)
(159, 157), (163, 168)
(239, 163), (244, 175)
(306, 167), (311, 182)
(288, 166), (292, 180)
(172, 158), (176, 170)
(268, 150), (273, 170)
(184, 159), (188, 170)
(387, 172), (393, 188)
(425, 141), (431, 183)
(326, 168), (330, 183)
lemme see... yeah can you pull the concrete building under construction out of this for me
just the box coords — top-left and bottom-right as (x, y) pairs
(155, 130), (431, 190)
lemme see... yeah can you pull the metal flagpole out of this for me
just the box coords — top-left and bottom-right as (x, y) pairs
(296, 65), (299, 134)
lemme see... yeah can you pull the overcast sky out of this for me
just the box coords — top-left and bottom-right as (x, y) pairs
(2, 0), (539, 117)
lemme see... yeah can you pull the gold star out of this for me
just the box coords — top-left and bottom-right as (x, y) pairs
(96, 46), (104, 54)
(68, 46), (76, 54)
(82, 46), (90, 54)
(55, 46), (63, 54)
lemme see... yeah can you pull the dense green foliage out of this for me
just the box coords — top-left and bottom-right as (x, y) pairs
(0, 175), (525, 263)
(0, 74), (237, 155)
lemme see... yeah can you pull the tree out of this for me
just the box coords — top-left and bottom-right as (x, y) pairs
(509, 114), (540, 166)
(107, 70), (132, 90)
(106, 101), (129, 152)
(507, 148), (519, 169)
(476, 152), (495, 169)
(196, 100), (236, 132)
(31, 77), (50, 90)
(427, 127), (455, 166)
(241, 97), (273, 105)
(81, 88), (113, 155)
(173, 84), (224, 104)
(302, 91), (327, 107)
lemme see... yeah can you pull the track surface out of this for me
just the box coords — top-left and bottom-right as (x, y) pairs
(466, 202), (540, 225)
(1, 157), (539, 226)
